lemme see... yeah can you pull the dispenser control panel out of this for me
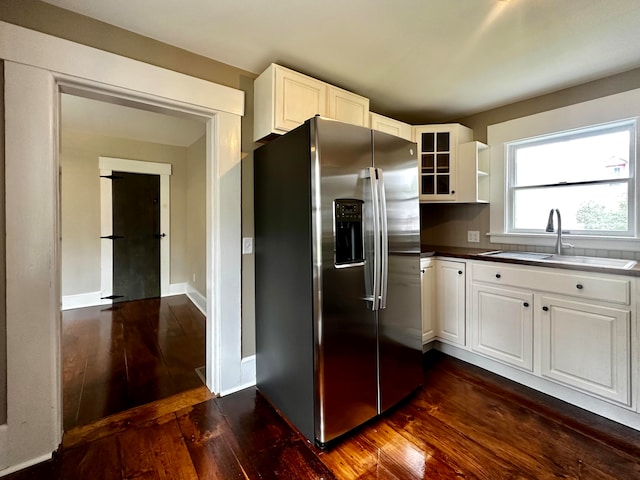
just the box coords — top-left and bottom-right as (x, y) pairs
(334, 199), (364, 267)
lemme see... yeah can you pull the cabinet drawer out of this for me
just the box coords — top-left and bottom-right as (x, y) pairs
(472, 262), (630, 305)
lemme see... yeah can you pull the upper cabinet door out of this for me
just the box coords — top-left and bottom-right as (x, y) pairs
(370, 112), (412, 141)
(328, 86), (370, 128)
(275, 67), (328, 133)
(414, 123), (473, 202)
(254, 64), (371, 142)
(254, 64), (328, 141)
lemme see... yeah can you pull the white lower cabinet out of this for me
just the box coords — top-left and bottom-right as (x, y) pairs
(540, 295), (631, 405)
(434, 259), (466, 346)
(470, 284), (533, 371)
(421, 258), (436, 343)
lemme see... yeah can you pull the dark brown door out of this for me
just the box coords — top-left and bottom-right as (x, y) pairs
(112, 171), (161, 302)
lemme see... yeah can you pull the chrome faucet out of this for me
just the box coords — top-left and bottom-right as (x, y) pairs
(545, 209), (573, 255)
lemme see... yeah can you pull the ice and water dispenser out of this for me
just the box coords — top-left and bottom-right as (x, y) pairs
(334, 199), (364, 267)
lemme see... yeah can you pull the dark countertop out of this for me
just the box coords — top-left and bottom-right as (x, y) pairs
(421, 244), (640, 277)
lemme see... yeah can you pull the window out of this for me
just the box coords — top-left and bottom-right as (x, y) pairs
(506, 120), (636, 237)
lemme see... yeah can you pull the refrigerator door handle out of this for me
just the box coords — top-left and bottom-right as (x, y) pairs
(368, 167), (381, 311)
(377, 168), (389, 309)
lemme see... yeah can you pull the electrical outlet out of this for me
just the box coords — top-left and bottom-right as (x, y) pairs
(192, 273), (196, 282)
(242, 237), (253, 254)
(467, 230), (480, 243)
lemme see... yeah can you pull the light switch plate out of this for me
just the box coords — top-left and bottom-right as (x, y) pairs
(242, 237), (253, 254)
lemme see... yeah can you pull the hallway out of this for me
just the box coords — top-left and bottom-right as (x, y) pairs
(62, 295), (205, 430)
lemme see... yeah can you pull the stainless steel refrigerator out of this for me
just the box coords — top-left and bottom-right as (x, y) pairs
(254, 116), (422, 448)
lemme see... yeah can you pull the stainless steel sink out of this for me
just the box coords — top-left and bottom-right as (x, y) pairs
(480, 251), (636, 269)
(545, 254), (636, 269)
(480, 251), (552, 261)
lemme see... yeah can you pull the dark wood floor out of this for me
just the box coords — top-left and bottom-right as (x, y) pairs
(9, 351), (640, 479)
(62, 295), (206, 430)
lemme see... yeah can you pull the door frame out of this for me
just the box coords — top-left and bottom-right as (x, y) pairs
(0, 21), (245, 474)
(99, 157), (172, 302)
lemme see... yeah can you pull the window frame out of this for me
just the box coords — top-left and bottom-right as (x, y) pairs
(487, 88), (640, 251)
(505, 120), (636, 237)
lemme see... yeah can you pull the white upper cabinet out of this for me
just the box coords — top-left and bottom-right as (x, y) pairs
(414, 123), (474, 202)
(328, 86), (369, 128)
(457, 141), (490, 203)
(370, 112), (412, 141)
(253, 63), (370, 141)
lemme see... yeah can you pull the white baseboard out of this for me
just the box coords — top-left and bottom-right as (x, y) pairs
(61, 291), (110, 310)
(185, 285), (206, 315)
(63, 283), (195, 310)
(220, 355), (256, 396)
(0, 452), (52, 477)
(167, 282), (187, 296)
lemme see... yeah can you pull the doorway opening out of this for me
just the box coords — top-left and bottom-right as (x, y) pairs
(59, 93), (209, 430)
(1, 27), (244, 467)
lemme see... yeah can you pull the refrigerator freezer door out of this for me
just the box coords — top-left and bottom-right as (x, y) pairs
(312, 118), (378, 446)
(372, 130), (422, 413)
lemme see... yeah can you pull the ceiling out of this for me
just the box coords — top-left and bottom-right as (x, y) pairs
(61, 94), (206, 147)
(45, 0), (640, 123)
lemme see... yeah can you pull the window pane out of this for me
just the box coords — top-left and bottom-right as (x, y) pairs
(513, 182), (629, 233)
(514, 130), (630, 187)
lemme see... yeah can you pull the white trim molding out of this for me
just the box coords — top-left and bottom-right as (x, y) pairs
(99, 157), (172, 300)
(220, 355), (256, 396)
(186, 285), (207, 315)
(0, 21), (244, 474)
(488, 87), (640, 251)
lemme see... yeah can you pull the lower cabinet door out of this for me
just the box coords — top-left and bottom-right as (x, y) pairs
(540, 295), (630, 405)
(421, 258), (436, 344)
(471, 283), (533, 371)
(435, 260), (466, 346)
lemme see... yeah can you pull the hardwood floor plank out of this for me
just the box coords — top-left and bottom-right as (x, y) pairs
(166, 296), (206, 338)
(63, 386), (214, 449)
(422, 355), (640, 479)
(317, 430), (405, 480)
(215, 387), (300, 451)
(175, 400), (250, 479)
(60, 435), (122, 480)
(431, 353), (640, 459)
(386, 396), (534, 479)
(216, 388), (337, 479)
(118, 414), (198, 480)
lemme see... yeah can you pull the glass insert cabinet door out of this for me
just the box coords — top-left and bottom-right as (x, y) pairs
(420, 131), (453, 198)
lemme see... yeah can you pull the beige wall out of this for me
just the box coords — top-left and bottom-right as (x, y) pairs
(186, 135), (207, 295)
(61, 130), (191, 295)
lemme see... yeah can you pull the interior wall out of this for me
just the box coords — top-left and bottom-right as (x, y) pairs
(0, 60), (6, 425)
(240, 75), (257, 357)
(186, 135), (206, 296)
(61, 130), (189, 295)
(422, 68), (640, 250)
(0, 0), (259, 358)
